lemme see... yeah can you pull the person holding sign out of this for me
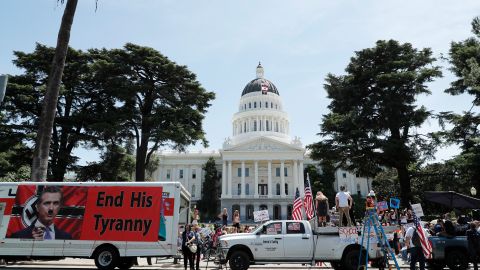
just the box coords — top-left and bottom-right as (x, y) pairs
(315, 191), (329, 227)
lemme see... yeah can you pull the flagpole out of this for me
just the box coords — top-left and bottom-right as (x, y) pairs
(306, 173), (319, 266)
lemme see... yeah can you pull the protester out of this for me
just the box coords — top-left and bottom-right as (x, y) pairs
(218, 208), (228, 227)
(315, 191), (329, 227)
(182, 224), (195, 270)
(405, 225), (425, 270)
(467, 222), (480, 270)
(192, 223), (201, 270)
(335, 185), (353, 227)
(232, 210), (240, 233)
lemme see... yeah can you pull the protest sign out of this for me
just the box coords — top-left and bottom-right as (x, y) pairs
(390, 198), (400, 209)
(377, 201), (388, 211)
(253, 210), (269, 222)
(339, 227), (358, 244)
(411, 203), (424, 217)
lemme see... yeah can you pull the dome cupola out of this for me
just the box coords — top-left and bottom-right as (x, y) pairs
(241, 62), (280, 96)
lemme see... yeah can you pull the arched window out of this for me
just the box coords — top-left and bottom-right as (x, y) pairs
(249, 102), (251, 108)
(244, 104), (246, 110)
(246, 205), (254, 220)
(238, 183), (241, 195)
(191, 185), (196, 197)
(254, 102), (257, 108)
(275, 122), (279, 132)
(253, 121), (257, 131)
(265, 102), (268, 108)
(276, 183), (280, 195)
(285, 183), (289, 195)
(246, 183), (250, 195)
(260, 204), (268, 211)
(266, 120), (270, 131)
(244, 122), (247, 132)
(271, 102), (273, 108)
(274, 205), (281, 220)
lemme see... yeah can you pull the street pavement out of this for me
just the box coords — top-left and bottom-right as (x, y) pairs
(1, 257), (417, 270)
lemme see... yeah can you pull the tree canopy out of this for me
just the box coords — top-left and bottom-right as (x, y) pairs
(197, 157), (220, 221)
(308, 40), (442, 206)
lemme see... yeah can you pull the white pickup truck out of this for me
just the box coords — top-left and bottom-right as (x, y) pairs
(217, 220), (386, 270)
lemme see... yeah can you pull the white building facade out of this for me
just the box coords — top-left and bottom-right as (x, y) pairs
(153, 64), (371, 222)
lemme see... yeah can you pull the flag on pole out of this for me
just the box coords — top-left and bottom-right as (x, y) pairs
(412, 207), (433, 258)
(304, 174), (314, 220)
(292, 188), (303, 220)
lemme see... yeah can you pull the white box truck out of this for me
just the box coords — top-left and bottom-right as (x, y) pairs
(0, 181), (190, 270)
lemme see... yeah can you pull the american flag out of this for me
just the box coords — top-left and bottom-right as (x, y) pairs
(292, 188), (303, 220)
(304, 174), (314, 220)
(412, 208), (432, 258)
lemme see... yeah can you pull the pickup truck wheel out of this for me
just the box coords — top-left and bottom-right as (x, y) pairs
(229, 250), (250, 270)
(94, 246), (119, 270)
(446, 249), (468, 270)
(341, 249), (364, 270)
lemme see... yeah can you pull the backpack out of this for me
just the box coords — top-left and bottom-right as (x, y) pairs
(412, 228), (422, 248)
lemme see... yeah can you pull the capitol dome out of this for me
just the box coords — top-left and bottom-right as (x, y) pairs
(241, 63), (279, 96)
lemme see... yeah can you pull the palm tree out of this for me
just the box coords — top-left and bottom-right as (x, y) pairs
(31, 0), (78, 182)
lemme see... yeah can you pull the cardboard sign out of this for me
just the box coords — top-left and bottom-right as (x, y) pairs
(390, 198), (400, 209)
(253, 210), (269, 222)
(339, 227), (358, 244)
(377, 201), (388, 211)
(411, 203), (424, 218)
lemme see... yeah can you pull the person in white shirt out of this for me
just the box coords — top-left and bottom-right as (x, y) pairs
(405, 226), (426, 270)
(335, 185), (353, 226)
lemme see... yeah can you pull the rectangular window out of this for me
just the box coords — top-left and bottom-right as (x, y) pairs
(166, 169), (171, 179)
(343, 172), (347, 178)
(179, 169), (184, 179)
(238, 183), (241, 195)
(284, 167), (288, 177)
(245, 168), (250, 177)
(192, 169), (196, 179)
(287, 222), (305, 234)
(276, 167), (281, 177)
(237, 168), (241, 177)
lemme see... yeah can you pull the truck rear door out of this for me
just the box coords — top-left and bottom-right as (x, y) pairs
(255, 221), (284, 260)
(283, 221), (312, 260)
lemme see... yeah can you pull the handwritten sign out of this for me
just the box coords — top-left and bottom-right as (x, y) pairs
(411, 203), (424, 218)
(253, 210), (269, 222)
(339, 227), (358, 244)
(377, 201), (388, 211)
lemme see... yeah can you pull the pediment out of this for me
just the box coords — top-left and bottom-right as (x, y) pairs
(224, 137), (303, 152)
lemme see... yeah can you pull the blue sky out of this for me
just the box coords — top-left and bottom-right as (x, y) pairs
(1, 0), (479, 165)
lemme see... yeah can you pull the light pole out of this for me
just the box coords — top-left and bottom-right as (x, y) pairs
(471, 187), (477, 197)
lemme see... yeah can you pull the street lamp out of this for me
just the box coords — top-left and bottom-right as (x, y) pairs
(471, 187), (477, 197)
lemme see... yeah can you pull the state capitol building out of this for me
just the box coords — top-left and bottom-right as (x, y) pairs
(152, 63), (371, 222)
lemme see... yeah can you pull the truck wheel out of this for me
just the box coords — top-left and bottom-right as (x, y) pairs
(118, 257), (135, 270)
(341, 249), (364, 270)
(446, 250), (468, 270)
(94, 246), (119, 270)
(229, 250), (250, 270)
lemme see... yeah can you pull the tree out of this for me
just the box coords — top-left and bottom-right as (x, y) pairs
(4, 44), (119, 181)
(308, 40), (442, 206)
(76, 144), (135, 182)
(440, 16), (480, 192)
(305, 163), (336, 202)
(92, 43), (215, 182)
(197, 157), (220, 221)
(31, 0), (79, 182)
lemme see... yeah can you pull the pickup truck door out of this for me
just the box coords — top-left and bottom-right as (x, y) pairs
(283, 221), (312, 260)
(254, 221), (284, 260)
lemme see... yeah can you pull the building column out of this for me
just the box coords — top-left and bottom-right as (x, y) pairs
(241, 161), (245, 198)
(280, 160), (285, 198)
(268, 160), (272, 198)
(240, 203), (246, 222)
(299, 161), (304, 196)
(222, 161), (227, 198)
(281, 202), (288, 220)
(293, 160), (298, 194)
(228, 161), (233, 198)
(254, 161), (259, 198)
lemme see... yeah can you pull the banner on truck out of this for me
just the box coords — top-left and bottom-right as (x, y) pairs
(6, 185), (172, 242)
